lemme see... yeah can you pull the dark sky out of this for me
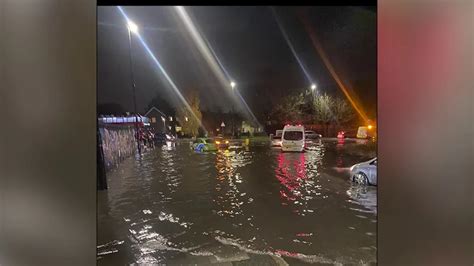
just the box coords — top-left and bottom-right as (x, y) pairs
(98, 6), (376, 118)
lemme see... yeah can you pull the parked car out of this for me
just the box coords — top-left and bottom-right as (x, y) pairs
(154, 133), (167, 143)
(213, 137), (230, 149)
(191, 138), (218, 152)
(166, 133), (176, 142)
(305, 130), (322, 139)
(350, 157), (377, 185)
(281, 125), (305, 152)
(275, 130), (283, 138)
(271, 135), (282, 147)
(155, 132), (176, 143)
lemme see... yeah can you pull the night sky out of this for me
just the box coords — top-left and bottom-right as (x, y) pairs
(98, 6), (376, 119)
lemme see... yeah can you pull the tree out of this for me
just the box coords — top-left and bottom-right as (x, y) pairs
(268, 90), (356, 136)
(332, 97), (355, 125)
(270, 92), (306, 125)
(176, 91), (202, 137)
(312, 93), (355, 135)
(312, 93), (334, 125)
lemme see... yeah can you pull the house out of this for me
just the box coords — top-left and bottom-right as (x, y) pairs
(241, 120), (263, 135)
(144, 106), (168, 133)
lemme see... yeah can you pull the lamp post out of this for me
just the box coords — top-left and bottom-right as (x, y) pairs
(161, 116), (166, 133)
(126, 20), (141, 154)
(230, 81), (236, 138)
(310, 83), (317, 102)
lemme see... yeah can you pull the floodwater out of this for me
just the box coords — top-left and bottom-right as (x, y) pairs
(98, 139), (377, 265)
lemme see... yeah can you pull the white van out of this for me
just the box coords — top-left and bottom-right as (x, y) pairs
(281, 125), (305, 152)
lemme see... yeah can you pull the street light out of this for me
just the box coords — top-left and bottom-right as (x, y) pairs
(230, 81), (236, 138)
(127, 20), (139, 34)
(126, 19), (141, 154)
(161, 116), (166, 132)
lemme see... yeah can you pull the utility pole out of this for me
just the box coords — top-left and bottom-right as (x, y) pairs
(127, 21), (141, 154)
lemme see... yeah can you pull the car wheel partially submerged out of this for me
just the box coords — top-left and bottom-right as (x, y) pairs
(353, 172), (369, 185)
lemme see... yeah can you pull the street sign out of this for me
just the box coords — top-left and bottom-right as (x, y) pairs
(221, 122), (225, 127)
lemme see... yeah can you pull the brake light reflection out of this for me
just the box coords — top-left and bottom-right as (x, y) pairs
(275, 153), (306, 204)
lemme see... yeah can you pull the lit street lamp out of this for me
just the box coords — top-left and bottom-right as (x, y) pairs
(230, 81), (236, 138)
(127, 19), (141, 154)
(161, 116), (166, 132)
(127, 20), (138, 34)
(310, 83), (317, 102)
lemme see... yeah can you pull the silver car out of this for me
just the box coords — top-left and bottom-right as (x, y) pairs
(305, 130), (322, 139)
(271, 135), (282, 147)
(350, 157), (377, 185)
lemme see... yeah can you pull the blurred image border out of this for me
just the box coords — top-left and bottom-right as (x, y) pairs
(1, 0), (472, 265)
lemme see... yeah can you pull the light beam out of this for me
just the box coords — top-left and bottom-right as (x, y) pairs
(300, 12), (370, 124)
(117, 6), (206, 133)
(272, 8), (314, 85)
(174, 6), (262, 128)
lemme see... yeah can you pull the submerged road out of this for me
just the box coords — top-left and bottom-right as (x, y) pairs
(98, 139), (376, 265)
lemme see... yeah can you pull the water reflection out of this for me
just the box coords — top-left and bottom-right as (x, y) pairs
(98, 140), (376, 265)
(275, 141), (326, 216)
(213, 150), (253, 218)
(275, 153), (306, 203)
(161, 141), (176, 151)
(346, 183), (377, 214)
(335, 139), (345, 168)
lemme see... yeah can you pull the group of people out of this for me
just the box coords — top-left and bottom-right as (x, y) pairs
(136, 128), (156, 149)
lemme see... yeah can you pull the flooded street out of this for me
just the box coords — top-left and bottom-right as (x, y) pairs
(98, 139), (377, 265)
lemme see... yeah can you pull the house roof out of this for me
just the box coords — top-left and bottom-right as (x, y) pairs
(144, 106), (166, 118)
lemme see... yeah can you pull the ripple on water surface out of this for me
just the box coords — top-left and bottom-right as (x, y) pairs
(98, 141), (376, 264)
